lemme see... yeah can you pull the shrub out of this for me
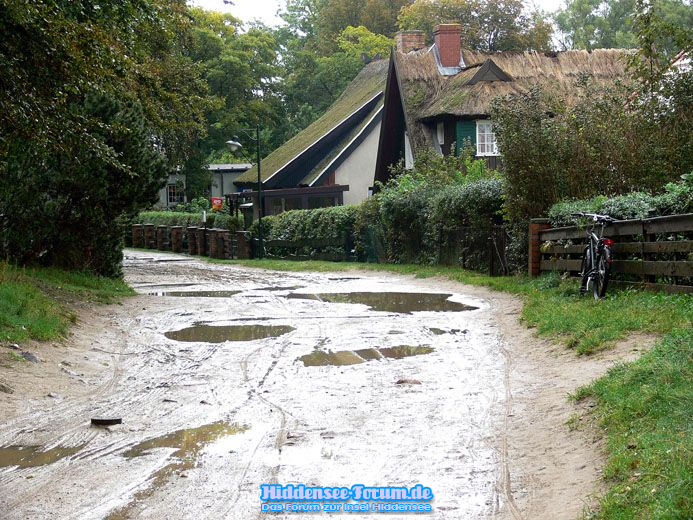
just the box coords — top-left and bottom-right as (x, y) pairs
(247, 206), (358, 257)
(547, 179), (693, 227)
(134, 211), (242, 231)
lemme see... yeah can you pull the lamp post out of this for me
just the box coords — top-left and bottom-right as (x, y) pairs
(226, 126), (263, 259)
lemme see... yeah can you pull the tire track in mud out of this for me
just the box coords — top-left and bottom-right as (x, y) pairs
(0, 301), (232, 515)
(224, 290), (308, 517)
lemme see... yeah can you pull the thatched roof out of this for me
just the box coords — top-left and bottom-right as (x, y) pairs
(396, 48), (631, 118)
(391, 47), (632, 152)
(236, 59), (388, 186)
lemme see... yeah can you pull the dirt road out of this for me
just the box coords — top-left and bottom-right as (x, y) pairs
(0, 251), (652, 519)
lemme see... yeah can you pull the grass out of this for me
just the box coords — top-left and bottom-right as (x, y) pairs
(0, 262), (134, 343)
(577, 328), (692, 519)
(209, 258), (692, 355)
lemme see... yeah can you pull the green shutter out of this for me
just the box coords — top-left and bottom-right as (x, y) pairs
(455, 120), (476, 156)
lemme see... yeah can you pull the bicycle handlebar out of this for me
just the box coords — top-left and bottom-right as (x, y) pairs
(570, 212), (616, 223)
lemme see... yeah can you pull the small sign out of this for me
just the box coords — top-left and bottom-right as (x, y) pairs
(211, 197), (223, 211)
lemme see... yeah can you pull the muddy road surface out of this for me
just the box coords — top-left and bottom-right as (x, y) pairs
(1, 251), (640, 519)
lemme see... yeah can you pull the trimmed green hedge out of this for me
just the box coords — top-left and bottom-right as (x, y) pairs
(133, 211), (242, 231)
(248, 176), (506, 271)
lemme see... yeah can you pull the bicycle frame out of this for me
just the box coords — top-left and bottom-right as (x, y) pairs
(572, 212), (615, 298)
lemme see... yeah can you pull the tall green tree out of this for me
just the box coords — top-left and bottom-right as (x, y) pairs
(554, 0), (692, 55)
(0, 0), (213, 275)
(183, 8), (286, 197)
(398, 0), (553, 52)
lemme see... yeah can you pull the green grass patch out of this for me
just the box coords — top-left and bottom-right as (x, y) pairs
(577, 328), (693, 519)
(208, 259), (692, 354)
(0, 262), (134, 343)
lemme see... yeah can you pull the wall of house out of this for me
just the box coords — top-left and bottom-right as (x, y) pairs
(334, 121), (382, 206)
(156, 173), (186, 208)
(210, 172), (244, 198)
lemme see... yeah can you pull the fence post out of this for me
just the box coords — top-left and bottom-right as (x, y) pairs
(156, 225), (168, 250)
(196, 228), (207, 256)
(143, 224), (156, 249)
(528, 218), (551, 277)
(236, 231), (251, 259)
(187, 226), (198, 255)
(208, 229), (219, 258)
(131, 224), (144, 248)
(170, 226), (183, 253)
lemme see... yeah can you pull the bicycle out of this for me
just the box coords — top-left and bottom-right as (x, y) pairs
(570, 212), (616, 299)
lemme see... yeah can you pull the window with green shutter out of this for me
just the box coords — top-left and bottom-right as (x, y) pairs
(455, 120), (476, 156)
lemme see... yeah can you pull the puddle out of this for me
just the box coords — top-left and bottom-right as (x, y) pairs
(260, 286), (304, 292)
(299, 350), (364, 367)
(165, 324), (295, 343)
(285, 292), (477, 314)
(429, 328), (468, 336)
(299, 346), (433, 367)
(353, 348), (382, 361)
(147, 290), (242, 298)
(379, 345), (434, 359)
(0, 444), (86, 469)
(107, 422), (245, 519)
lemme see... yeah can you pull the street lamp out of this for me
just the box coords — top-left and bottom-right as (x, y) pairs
(226, 125), (263, 259)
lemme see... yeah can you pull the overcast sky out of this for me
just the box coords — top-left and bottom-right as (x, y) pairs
(188, 0), (567, 27)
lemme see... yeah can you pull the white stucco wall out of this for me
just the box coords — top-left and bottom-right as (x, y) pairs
(334, 121), (381, 206)
(156, 173), (186, 208)
(210, 172), (244, 197)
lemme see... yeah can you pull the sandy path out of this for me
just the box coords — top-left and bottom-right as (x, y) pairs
(0, 251), (654, 519)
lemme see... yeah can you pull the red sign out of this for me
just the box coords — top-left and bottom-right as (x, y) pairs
(211, 197), (223, 210)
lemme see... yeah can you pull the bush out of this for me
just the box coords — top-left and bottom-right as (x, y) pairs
(134, 211), (242, 231)
(247, 206), (358, 257)
(491, 79), (692, 224)
(547, 178), (693, 227)
(428, 177), (505, 268)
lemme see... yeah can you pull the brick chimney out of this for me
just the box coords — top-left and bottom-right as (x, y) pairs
(434, 24), (461, 68)
(395, 30), (426, 54)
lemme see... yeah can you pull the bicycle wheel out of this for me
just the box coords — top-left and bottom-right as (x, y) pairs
(580, 246), (591, 294)
(592, 250), (610, 299)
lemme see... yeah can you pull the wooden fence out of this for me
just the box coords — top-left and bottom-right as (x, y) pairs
(530, 213), (693, 293)
(130, 224), (252, 260)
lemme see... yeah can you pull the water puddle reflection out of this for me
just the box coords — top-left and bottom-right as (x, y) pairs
(107, 422), (246, 519)
(0, 443), (86, 469)
(285, 292), (477, 314)
(147, 290), (241, 298)
(165, 324), (294, 343)
(299, 346), (433, 367)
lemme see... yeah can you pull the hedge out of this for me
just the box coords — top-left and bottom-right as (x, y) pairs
(248, 176), (506, 272)
(133, 211), (242, 232)
(547, 179), (693, 227)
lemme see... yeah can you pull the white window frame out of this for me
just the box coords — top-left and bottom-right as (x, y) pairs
(476, 120), (499, 156)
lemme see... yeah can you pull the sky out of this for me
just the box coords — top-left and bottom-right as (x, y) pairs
(188, 0), (567, 27)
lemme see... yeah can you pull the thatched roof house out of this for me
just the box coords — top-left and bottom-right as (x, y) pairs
(233, 59), (388, 217)
(375, 24), (632, 183)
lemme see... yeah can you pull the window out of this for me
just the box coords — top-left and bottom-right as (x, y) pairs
(436, 122), (445, 145)
(167, 184), (183, 205)
(476, 121), (499, 156)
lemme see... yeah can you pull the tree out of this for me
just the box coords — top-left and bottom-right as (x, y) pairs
(398, 0), (553, 52)
(554, 0), (692, 55)
(316, 0), (410, 53)
(0, 0), (213, 275)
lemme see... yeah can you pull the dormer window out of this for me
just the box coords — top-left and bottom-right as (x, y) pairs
(476, 121), (499, 156)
